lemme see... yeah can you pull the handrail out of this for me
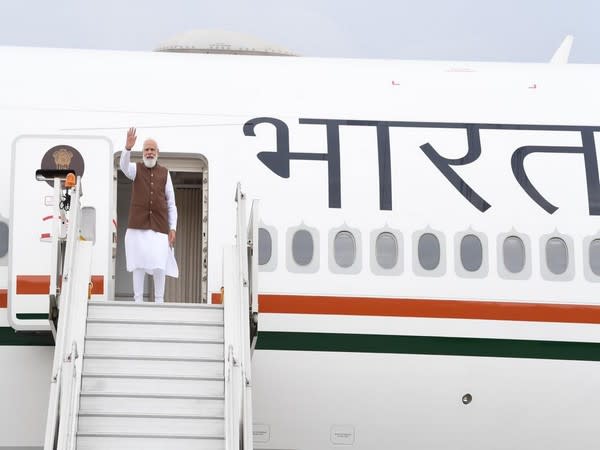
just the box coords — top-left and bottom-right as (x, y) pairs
(236, 186), (254, 450)
(224, 343), (237, 448)
(66, 342), (80, 450)
(45, 176), (81, 450)
(223, 247), (241, 450)
(43, 176), (94, 450)
(223, 183), (254, 450)
(242, 198), (258, 450)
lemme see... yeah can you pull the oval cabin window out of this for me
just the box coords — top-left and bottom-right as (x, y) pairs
(292, 230), (314, 266)
(375, 232), (398, 269)
(503, 236), (526, 274)
(258, 228), (272, 266)
(460, 234), (483, 272)
(546, 237), (568, 275)
(334, 231), (356, 268)
(418, 233), (440, 271)
(590, 239), (600, 276)
(0, 221), (8, 258)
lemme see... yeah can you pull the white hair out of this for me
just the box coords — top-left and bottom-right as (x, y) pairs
(143, 138), (159, 151)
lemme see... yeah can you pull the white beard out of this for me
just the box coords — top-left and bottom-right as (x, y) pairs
(143, 156), (157, 168)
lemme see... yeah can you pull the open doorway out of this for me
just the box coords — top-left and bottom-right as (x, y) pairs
(113, 152), (208, 303)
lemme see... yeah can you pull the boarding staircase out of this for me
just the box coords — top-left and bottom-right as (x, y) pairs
(41, 172), (256, 450)
(76, 301), (226, 449)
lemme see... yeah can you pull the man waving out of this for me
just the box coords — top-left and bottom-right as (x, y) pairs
(120, 127), (178, 303)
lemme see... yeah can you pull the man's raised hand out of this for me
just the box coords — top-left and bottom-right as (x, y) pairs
(126, 127), (137, 151)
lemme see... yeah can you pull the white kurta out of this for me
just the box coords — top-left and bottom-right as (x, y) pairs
(120, 150), (179, 277)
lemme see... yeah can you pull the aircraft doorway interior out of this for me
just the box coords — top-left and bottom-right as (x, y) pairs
(114, 153), (208, 303)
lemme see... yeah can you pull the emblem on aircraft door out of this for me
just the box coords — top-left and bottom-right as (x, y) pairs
(40, 145), (85, 186)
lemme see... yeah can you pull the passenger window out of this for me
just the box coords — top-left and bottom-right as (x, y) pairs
(589, 239), (600, 276)
(460, 234), (482, 272)
(503, 236), (525, 273)
(334, 231), (356, 268)
(546, 237), (568, 275)
(292, 229), (314, 266)
(258, 228), (272, 266)
(418, 233), (440, 270)
(0, 221), (7, 258)
(375, 232), (398, 269)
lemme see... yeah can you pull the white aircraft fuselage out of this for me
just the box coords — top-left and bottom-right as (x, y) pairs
(0, 45), (599, 449)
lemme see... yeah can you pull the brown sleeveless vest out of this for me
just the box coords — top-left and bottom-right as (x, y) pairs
(127, 162), (170, 234)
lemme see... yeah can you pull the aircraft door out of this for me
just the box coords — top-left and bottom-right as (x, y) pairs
(114, 154), (208, 303)
(9, 135), (113, 331)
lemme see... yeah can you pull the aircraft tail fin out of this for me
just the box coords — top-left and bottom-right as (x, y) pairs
(550, 35), (573, 64)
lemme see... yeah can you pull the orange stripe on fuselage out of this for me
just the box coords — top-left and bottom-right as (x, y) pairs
(90, 275), (104, 295)
(0, 289), (6, 308)
(259, 294), (600, 325)
(16, 275), (50, 294)
(16, 275), (104, 295)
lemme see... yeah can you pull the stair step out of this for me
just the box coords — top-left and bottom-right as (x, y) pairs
(77, 415), (224, 436)
(83, 357), (224, 378)
(87, 302), (223, 323)
(84, 338), (223, 359)
(88, 318), (223, 326)
(84, 354), (222, 363)
(76, 434), (225, 450)
(89, 300), (223, 309)
(79, 412), (223, 419)
(81, 376), (224, 397)
(79, 394), (224, 416)
(86, 321), (224, 340)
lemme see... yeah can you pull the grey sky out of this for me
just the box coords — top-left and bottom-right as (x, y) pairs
(1, 0), (598, 63)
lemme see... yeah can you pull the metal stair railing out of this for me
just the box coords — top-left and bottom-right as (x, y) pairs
(42, 174), (94, 450)
(223, 183), (255, 450)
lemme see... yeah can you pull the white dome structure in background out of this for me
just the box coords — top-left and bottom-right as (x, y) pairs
(155, 29), (297, 56)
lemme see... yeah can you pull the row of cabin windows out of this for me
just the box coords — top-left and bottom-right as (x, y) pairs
(258, 227), (600, 278)
(0, 218), (594, 277)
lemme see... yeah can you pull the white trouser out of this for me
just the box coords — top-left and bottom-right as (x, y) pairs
(133, 269), (165, 303)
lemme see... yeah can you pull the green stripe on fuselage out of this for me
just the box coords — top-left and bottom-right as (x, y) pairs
(256, 331), (600, 362)
(16, 313), (49, 320)
(0, 327), (54, 346)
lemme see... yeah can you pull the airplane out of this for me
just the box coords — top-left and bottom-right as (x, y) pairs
(1, 37), (600, 449)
